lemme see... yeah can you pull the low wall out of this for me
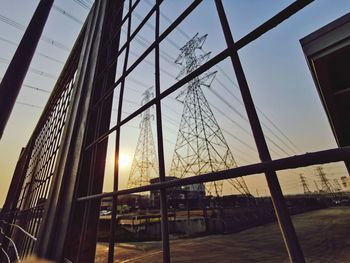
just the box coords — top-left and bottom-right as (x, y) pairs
(97, 197), (328, 242)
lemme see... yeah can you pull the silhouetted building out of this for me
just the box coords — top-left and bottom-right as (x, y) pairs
(150, 177), (205, 209)
(301, 13), (350, 173)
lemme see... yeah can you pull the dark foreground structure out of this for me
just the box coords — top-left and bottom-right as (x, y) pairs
(301, 13), (350, 173)
(0, 1), (350, 263)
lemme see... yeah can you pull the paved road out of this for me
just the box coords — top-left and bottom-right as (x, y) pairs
(95, 207), (350, 263)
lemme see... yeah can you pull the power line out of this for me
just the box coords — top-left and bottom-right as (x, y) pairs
(121, 76), (267, 160)
(169, 33), (250, 196)
(0, 77), (51, 94)
(0, 13), (70, 52)
(16, 102), (44, 109)
(53, 5), (84, 25)
(77, 0), (314, 170)
(8, 1), (343, 194)
(119, 91), (258, 162)
(136, 3), (304, 157)
(123, 10), (296, 158)
(0, 57), (57, 80)
(22, 83), (51, 94)
(0, 34), (65, 64)
(134, 12), (320, 182)
(144, 0), (191, 40)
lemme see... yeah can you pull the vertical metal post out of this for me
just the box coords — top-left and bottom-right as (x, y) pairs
(35, 1), (110, 260)
(108, 1), (132, 262)
(105, 0), (124, 261)
(0, 0), (54, 139)
(155, 1), (171, 262)
(214, 1), (305, 262)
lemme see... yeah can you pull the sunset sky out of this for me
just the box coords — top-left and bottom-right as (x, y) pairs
(1, 0), (350, 207)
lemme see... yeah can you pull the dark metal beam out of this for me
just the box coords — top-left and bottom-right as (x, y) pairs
(108, 0), (131, 261)
(235, 0), (314, 50)
(214, 0), (305, 261)
(76, 146), (350, 202)
(35, 1), (103, 260)
(155, 1), (171, 261)
(0, 0), (54, 139)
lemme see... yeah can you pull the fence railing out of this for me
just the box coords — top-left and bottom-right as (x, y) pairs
(1, 1), (348, 263)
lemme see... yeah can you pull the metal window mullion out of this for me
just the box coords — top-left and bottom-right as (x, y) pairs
(213, 1), (304, 262)
(108, 0), (132, 261)
(154, 1), (171, 262)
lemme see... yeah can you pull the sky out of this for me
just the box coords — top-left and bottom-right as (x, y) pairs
(0, 0), (350, 207)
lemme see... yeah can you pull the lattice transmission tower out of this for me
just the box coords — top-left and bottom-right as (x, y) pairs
(169, 33), (250, 196)
(333, 179), (342, 192)
(127, 88), (159, 188)
(315, 166), (334, 193)
(299, 174), (311, 194)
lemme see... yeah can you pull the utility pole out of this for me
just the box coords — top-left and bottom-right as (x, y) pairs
(127, 88), (159, 188)
(169, 33), (250, 197)
(0, 0), (54, 139)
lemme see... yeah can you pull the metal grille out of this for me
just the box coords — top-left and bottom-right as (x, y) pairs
(1, 1), (350, 263)
(0, 27), (84, 261)
(14, 74), (75, 258)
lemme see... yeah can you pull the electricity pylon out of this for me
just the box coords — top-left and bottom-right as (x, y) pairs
(315, 166), (334, 194)
(333, 179), (342, 192)
(169, 33), (250, 196)
(299, 174), (311, 194)
(127, 88), (158, 188)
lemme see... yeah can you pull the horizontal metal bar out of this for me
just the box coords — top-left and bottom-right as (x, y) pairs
(235, 0), (313, 50)
(77, 146), (350, 202)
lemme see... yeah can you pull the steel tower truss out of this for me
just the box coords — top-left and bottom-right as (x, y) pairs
(315, 166), (334, 193)
(299, 174), (311, 194)
(169, 33), (249, 196)
(127, 88), (159, 188)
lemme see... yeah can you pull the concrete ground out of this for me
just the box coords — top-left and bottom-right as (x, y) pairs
(95, 206), (350, 263)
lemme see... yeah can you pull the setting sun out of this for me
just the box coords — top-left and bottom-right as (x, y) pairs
(118, 154), (131, 168)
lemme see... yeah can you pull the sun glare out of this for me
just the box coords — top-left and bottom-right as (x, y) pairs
(118, 154), (130, 168)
